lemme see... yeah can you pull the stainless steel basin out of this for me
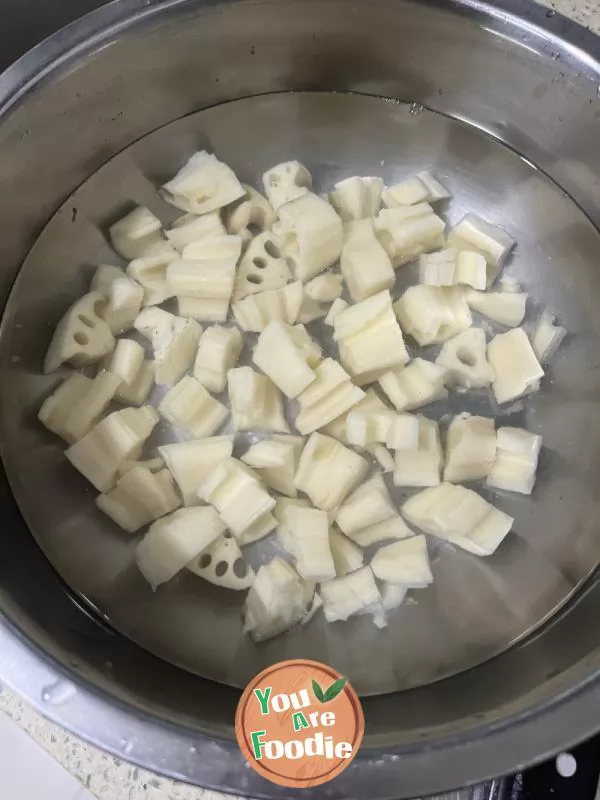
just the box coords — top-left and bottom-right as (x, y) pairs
(1, 1), (600, 797)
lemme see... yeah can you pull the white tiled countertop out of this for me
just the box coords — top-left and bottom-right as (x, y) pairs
(1, 0), (599, 797)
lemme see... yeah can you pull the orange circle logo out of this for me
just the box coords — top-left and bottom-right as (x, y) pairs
(235, 659), (364, 788)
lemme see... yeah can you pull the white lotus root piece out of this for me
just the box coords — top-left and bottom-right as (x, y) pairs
(402, 482), (514, 556)
(165, 211), (226, 252)
(161, 151), (245, 214)
(65, 406), (159, 492)
(531, 310), (567, 363)
(253, 321), (322, 398)
(295, 358), (365, 435)
(371, 536), (433, 588)
(329, 527), (364, 576)
(241, 435), (305, 497)
(187, 533), (255, 590)
(114, 360), (154, 405)
(103, 339), (144, 387)
(373, 203), (445, 267)
(336, 474), (413, 547)
(419, 248), (487, 291)
(341, 219), (395, 302)
(333, 290), (409, 385)
(38, 374), (93, 441)
(273, 192), (343, 281)
(394, 415), (443, 488)
(96, 466), (180, 533)
(117, 456), (163, 477)
(167, 234), (242, 323)
(243, 556), (314, 642)
(382, 171), (451, 208)
(368, 444), (396, 473)
(60, 370), (122, 443)
(436, 328), (495, 389)
(294, 432), (369, 511)
(91, 265), (144, 333)
(320, 566), (382, 623)
(109, 206), (165, 260)
(233, 231), (292, 301)
(276, 503), (336, 582)
(227, 366), (289, 433)
(158, 376), (228, 438)
(378, 358), (448, 412)
(44, 291), (115, 373)
(466, 289), (527, 327)
(487, 426), (542, 495)
(136, 506), (226, 589)
(193, 325), (243, 393)
(233, 282), (303, 332)
(328, 176), (384, 221)
(262, 161), (313, 211)
(127, 247), (178, 307)
(134, 307), (201, 385)
(224, 184), (276, 242)
(381, 582), (408, 611)
(158, 436), (234, 505)
(346, 408), (419, 450)
(488, 327), (544, 404)
(323, 387), (389, 444)
(324, 298), (348, 326)
(198, 457), (276, 542)
(394, 285), (472, 346)
(296, 275), (344, 324)
(447, 214), (516, 285)
(444, 414), (497, 483)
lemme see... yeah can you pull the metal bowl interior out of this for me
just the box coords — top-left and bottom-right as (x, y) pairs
(1, 1), (600, 797)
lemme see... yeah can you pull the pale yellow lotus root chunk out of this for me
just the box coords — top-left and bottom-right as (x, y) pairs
(187, 533), (254, 590)
(109, 206), (165, 260)
(373, 203), (445, 267)
(276, 503), (336, 582)
(294, 432), (369, 511)
(96, 466), (180, 533)
(161, 151), (245, 214)
(447, 214), (515, 286)
(394, 285), (472, 346)
(329, 176), (383, 221)
(228, 366), (289, 433)
(329, 527), (364, 576)
(487, 426), (542, 495)
(444, 413), (497, 483)
(402, 482), (513, 556)
(91, 265), (144, 333)
(394, 416), (443, 488)
(531, 310), (567, 364)
(225, 184), (276, 243)
(436, 328), (495, 389)
(193, 325), (242, 393)
(323, 387), (389, 444)
(233, 282), (302, 332)
(244, 556), (314, 641)
(320, 566), (381, 623)
(371, 536), (433, 588)
(333, 290), (409, 385)
(136, 506), (226, 589)
(165, 211), (226, 252)
(382, 171), (451, 208)
(127, 247), (178, 307)
(465, 289), (527, 327)
(158, 436), (234, 505)
(273, 192), (343, 282)
(378, 358), (447, 412)
(487, 327), (544, 404)
(253, 320), (322, 399)
(158, 376), (228, 438)
(295, 358), (365, 435)
(44, 291), (115, 373)
(341, 219), (395, 302)
(198, 457), (276, 542)
(65, 406), (159, 491)
(241, 435), (304, 497)
(134, 307), (201, 385)
(262, 161), (312, 211)
(335, 474), (412, 547)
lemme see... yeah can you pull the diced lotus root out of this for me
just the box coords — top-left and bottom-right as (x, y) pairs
(233, 231), (292, 300)
(187, 532), (254, 590)
(225, 185), (276, 243)
(44, 291), (114, 373)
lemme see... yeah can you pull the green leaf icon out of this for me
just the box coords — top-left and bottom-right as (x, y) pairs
(312, 679), (325, 703)
(323, 677), (347, 702)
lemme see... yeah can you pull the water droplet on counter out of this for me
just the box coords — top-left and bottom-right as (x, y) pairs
(189, 745), (197, 754)
(546, 8), (556, 17)
(409, 102), (424, 116)
(119, 737), (134, 754)
(41, 680), (77, 706)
